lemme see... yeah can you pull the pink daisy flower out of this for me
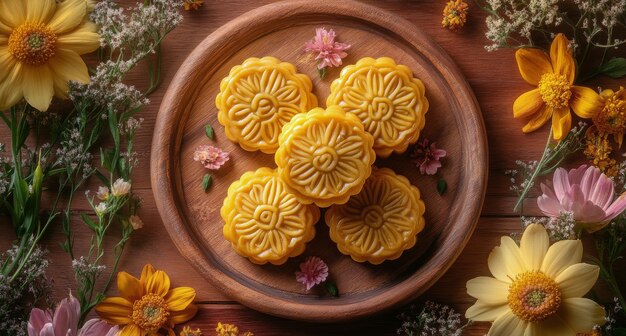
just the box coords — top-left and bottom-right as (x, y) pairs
(295, 256), (329, 291)
(193, 145), (229, 170)
(304, 28), (351, 69)
(411, 138), (447, 175)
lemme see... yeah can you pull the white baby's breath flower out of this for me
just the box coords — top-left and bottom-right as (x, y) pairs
(111, 178), (131, 197)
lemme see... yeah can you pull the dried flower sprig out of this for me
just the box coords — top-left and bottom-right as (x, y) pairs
(442, 0), (469, 31)
(216, 322), (254, 336)
(397, 301), (469, 336)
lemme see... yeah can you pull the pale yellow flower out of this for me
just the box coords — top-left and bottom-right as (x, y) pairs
(0, 0), (100, 111)
(466, 224), (605, 335)
(96, 186), (110, 201)
(111, 178), (131, 197)
(129, 215), (144, 230)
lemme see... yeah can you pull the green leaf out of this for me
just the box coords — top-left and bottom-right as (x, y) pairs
(317, 67), (328, 79)
(205, 124), (214, 140)
(80, 213), (98, 231)
(324, 280), (339, 297)
(202, 174), (213, 192)
(600, 57), (626, 78)
(436, 179), (447, 195)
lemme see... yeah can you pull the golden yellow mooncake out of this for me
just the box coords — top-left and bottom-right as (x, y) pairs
(216, 57), (318, 154)
(325, 167), (425, 264)
(221, 167), (320, 265)
(326, 57), (429, 158)
(275, 106), (376, 208)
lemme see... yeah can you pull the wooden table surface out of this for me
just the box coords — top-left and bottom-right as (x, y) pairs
(2, 1), (623, 335)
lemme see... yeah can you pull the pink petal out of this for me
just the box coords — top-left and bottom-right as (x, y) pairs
(105, 326), (120, 336)
(578, 166), (599, 201)
(40, 324), (55, 336)
(567, 165), (588, 184)
(78, 319), (115, 336)
(28, 309), (52, 335)
(576, 201), (608, 223)
(52, 294), (80, 336)
(552, 168), (571, 203)
(590, 173), (614, 210)
(537, 194), (562, 217)
(604, 194), (626, 220)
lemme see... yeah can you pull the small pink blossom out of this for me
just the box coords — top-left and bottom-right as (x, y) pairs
(193, 145), (229, 170)
(411, 139), (447, 175)
(295, 256), (329, 291)
(537, 164), (626, 232)
(28, 292), (118, 336)
(304, 28), (351, 69)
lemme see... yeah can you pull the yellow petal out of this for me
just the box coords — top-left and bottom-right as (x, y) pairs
(26, 0), (56, 23)
(140, 264), (156, 285)
(551, 107), (571, 141)
(22, 65), (54, 112)
(615, 132), (624, 148)
(489, 311), (527, 336)
(600, 88), (615, 99)
(120, 324), (142, 336)
(522, 105), (552, 133)
(169, 304), (198, 325)
(515, 48), (553, 85)
(488, 247), (513, 283)
(0, 20), (11, 35)
(500, 236), (528, 274)
(535, 314), (575, 336)
(0, 0), (26, 28)
(550, 33), (576, 84)
(555, 263), (599, 298)
(0, 36), (6, 45)
(146, 270), (171, 297)
(47, 0), (87, 34)
(559, 298), (606, 332)
(570, 85), (603, 119)
(48, 48), (89, 98)
(57, 22), (100, 55)
(519, 224), (549, 271)
(165, 287), (196, 311)
(95, 297), (133, 324)
(0, 61), (23, 110)
(466, 277), (509, 305)
(465, 301), (509, 322)
(540, 239), (582, 278)
(513, 89), (544, 119)
(117, 271), (144, 301)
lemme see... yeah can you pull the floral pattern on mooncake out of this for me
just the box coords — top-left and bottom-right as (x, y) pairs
(221, 167), (320, 265)
(325, 167), (426, 264)
(275, 106), (376, 207)
(326, 57), (429, 158)
(216, 57), (318, 154)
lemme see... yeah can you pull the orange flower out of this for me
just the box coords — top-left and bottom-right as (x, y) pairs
(95, 264), (197, 336)
(513, 34), (603, 140)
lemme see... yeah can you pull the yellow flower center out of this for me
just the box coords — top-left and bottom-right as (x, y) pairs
(8, 22), (57, 66)
(538, 73), (571, 110)
(131, 293), (170, 332)
(508, 271), (562, 322)
(593, 92), (626, 134)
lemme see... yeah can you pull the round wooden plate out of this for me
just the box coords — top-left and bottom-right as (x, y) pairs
(151, 0), (487, 322)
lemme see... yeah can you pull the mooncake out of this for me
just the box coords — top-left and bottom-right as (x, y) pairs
(326, 57), (429, 158)
(221, 167), (320, 265)
(275, 106), (376, 207)
(325, 167), (426, 264)
(216, 57), (318, 154)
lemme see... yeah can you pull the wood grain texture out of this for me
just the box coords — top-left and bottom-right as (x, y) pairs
(151, 0), (487, 322)
(1, 0), (624, 334)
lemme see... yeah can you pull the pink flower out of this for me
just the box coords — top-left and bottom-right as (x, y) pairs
(304, 28), (351, 69)
(537, 165), (626, 232)
(411, 138), (447, 175)
(295, 256), (329, 291)
(193, 145), (229, 170)
(28, 293), (118, 336)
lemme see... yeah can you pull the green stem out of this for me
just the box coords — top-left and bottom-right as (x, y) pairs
(514, 129), (553, 211)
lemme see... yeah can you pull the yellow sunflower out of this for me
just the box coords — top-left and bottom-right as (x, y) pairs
(0, 0), (100, 111)
(513, 33), (603, 140)
(466, 224), (605, 335)
(96, 264), (198, 336)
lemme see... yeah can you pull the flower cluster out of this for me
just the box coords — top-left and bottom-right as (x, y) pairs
(522, 213), (577, 242)
(295, 256), (329, 291)
(397, 301), (466, 336)
(0, 244), (52, 336)
(216, 322), (254, 336)
(304, 28), (351, 77)
(193, 145), (229, 170)
(442, 0), (469, 31)
(411, 138), (446, 175)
